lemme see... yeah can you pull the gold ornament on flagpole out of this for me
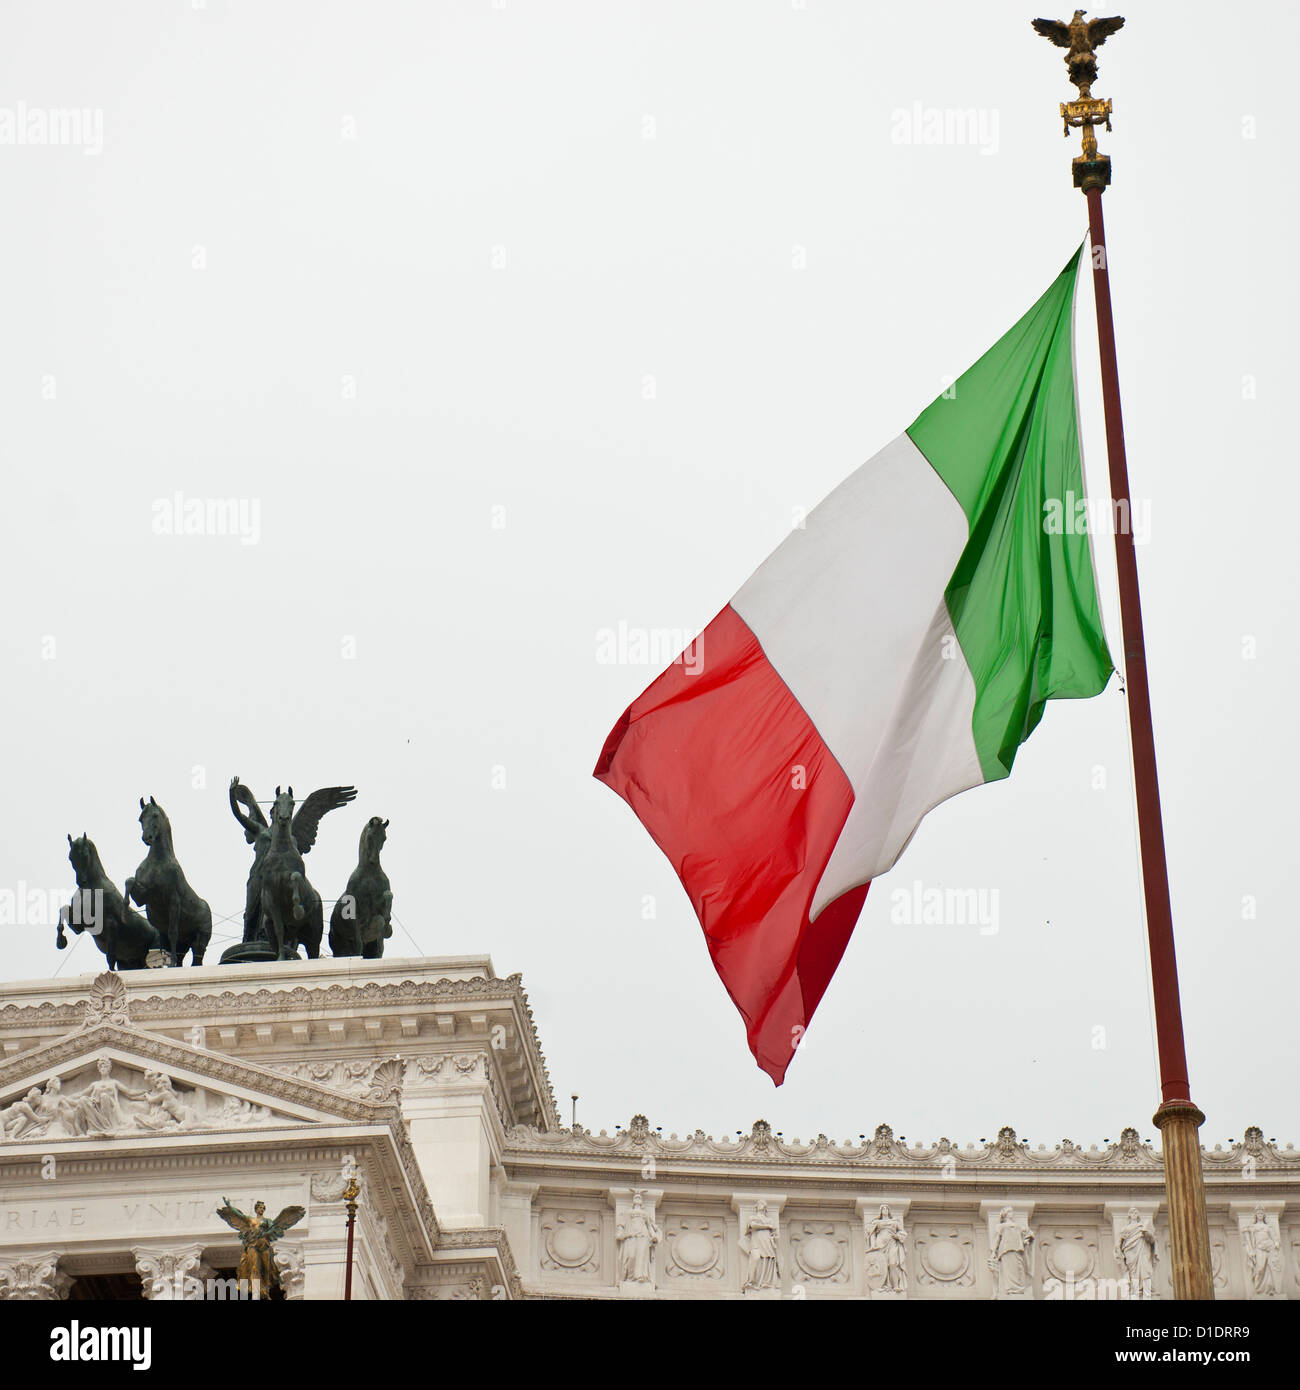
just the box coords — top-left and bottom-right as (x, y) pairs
(1032, 9), (1124, 189)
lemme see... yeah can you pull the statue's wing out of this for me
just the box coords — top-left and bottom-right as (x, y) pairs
(1086, 15), (1125, 48)
(1030, 18), (1073, 47)
(216, 1203), (251, 1234)
(292, 787), (358, 854)
(268, 1205), (307, 1238)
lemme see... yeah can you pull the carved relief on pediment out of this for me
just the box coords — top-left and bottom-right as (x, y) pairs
(662, 1215), (726, 1282)
(0, 1056), (283, 1141)
(539, 1210), (601, 1277)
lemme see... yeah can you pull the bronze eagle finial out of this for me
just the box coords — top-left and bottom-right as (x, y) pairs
(1032, 11), (1124, 98)
(1031, 10), (1125, 60)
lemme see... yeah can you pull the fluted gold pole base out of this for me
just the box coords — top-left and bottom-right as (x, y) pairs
(1153, 1100), (1214, 1300)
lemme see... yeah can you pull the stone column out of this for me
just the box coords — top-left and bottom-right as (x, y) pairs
(608, 1187), (663, 1297)
(0, 1252), (71, 1300)
(856, 1196), (912, 1299)
(980, 1201), (1037, 1300)
(1104, 1201), (1161, 1301)
(1230, 1200), (1287, 1300)
(132, 1243), (214, 1300)
(731, 1193), (786, 1298)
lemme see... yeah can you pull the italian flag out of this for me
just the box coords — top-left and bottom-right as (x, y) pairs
(595, 246), (1113, 1085)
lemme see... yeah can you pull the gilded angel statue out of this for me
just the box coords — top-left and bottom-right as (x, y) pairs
(215, 1198), (306, 1298)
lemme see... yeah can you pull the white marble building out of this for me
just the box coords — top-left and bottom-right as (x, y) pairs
(0, 956), (1294, 1300)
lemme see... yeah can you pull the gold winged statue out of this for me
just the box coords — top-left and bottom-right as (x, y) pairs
(216, 1198), (306, 1298)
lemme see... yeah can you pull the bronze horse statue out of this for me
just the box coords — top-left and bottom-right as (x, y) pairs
(260, 787), (324, 961)
(328, 816), (393, 959)
(57, 833), (163, 970)
(123, 797), (213, 967)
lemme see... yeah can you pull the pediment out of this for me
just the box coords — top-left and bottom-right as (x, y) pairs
(0, 1022), (406, 1144)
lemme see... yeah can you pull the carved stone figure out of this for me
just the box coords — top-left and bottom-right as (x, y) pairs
(616, 1190), (661, 1283)
(1115, 1207), (1158, 1299)
(123, 798), (212, 966)
(1242, 1207), (1283, 1297)
(215, 1199), (306, 1298)
(865, 1203), (908, 1293)
(56, 835), (162, 970)
(229, 777), (356, 947)
(739, 1200), (780, 1291)
(329, 816), (393, 958)
(73, 1058), (145, 1135)
(258, 787), (325, 961)
(34, 1077), (84, 1138)
(133, 1071), (190, 1131)
(988, 1207), (1035, 1297)
(0, 1088), (46, 1140)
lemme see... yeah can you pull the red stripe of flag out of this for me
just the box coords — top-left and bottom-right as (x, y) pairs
(594, 604), (869, 1084)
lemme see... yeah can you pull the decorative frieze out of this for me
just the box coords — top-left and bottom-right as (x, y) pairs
(538, 1208), (602, 1279)
(662, 1213), (727, 1284)
(503, 1113), (1300, 1176)
(913, 1222), (977, 1293)
(1039, 1224), (1101, 1292)
(788, 1216), (853, 1290)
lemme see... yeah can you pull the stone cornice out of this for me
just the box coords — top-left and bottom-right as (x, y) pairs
(502, 1120), (1300, 1177)
(428, 1226), (523, 1299)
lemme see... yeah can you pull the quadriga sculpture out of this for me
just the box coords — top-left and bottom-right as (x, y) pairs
(123, 798), (212, 967)
(259, 787), (324, 961)
(56, 834), (162, 970)
(328, 816), (393, 959)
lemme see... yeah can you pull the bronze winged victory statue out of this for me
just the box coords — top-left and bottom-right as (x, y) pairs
(215, 1198), (306, 1298)
(228, 777), (356, 955)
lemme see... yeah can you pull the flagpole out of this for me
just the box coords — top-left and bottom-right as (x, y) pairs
(1034, 12), (1213, 1300)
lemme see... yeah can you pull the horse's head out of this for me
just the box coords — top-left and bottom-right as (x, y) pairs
(270, 786), (296, 835)
(66, 833), (102, 883)
(360, 816), (389, 863)
(138, 796), (169, 848)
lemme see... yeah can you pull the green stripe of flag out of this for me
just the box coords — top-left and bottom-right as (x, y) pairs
(907, 246), (1114, 782)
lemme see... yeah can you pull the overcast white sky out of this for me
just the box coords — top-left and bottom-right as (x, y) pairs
(2, 0), (1295, 1153)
